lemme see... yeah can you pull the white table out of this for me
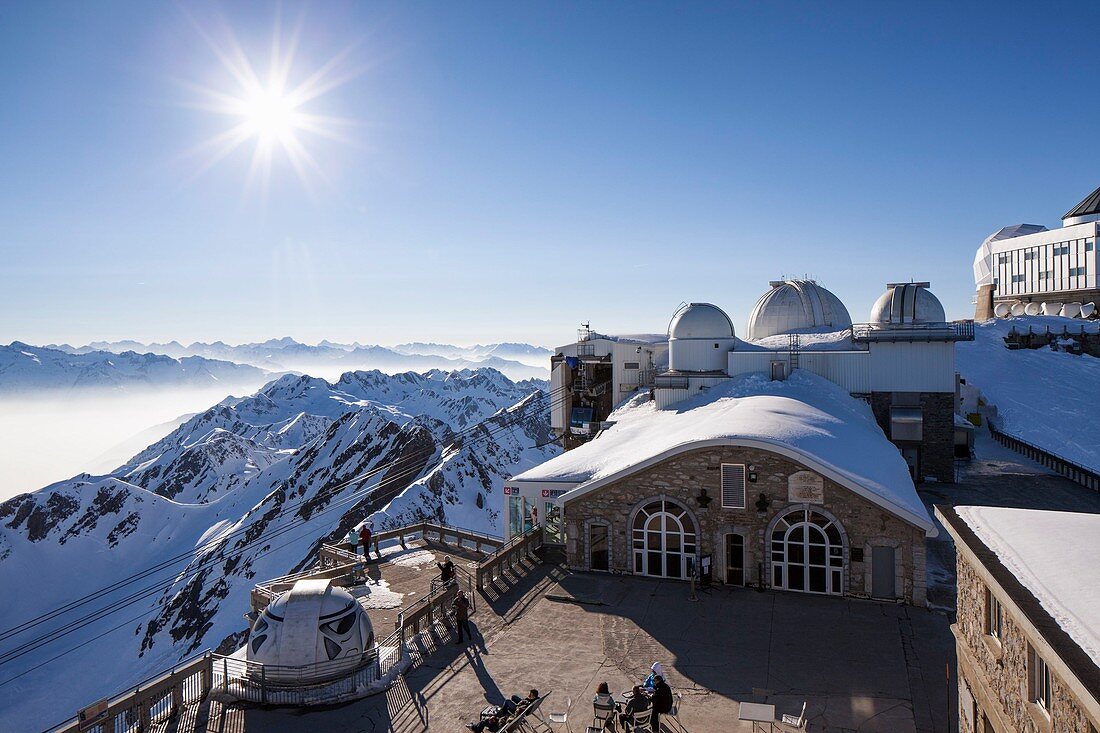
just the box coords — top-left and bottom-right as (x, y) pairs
(738, 701), (776, 732)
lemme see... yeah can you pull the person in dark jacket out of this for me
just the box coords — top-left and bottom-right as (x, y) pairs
(452, 589), (472, 644)
(464, 713), (502, 732)
(437, 556), (455, 583)
(650, 675), (673, 731)
(618, 685), (650, 730)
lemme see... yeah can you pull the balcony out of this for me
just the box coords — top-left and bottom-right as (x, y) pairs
(851, 320), (975, 342)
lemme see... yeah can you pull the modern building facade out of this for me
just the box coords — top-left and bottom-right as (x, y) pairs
(973, 186), (1100, 320)
(937, 505), (1100, 733)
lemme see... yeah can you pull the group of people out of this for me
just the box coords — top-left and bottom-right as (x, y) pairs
(465, 689), (540, 732)
(345, 523), (374, 560)
(593, 662), (674, 731)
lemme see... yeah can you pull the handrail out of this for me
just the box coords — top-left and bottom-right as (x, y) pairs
(989, 422), (1100, 492)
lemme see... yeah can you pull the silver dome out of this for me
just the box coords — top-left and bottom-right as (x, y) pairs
(668, 302), (735, 340)
(869, 282), (946, 325)
(746, 280), (851, 341)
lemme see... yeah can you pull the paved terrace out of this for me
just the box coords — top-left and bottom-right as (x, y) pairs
(151, 430), (1100, 733)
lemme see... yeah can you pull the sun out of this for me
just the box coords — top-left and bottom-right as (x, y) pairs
(181, 13), (358, 195)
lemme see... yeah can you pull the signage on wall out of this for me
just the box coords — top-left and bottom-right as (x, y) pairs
(541, 488), (567, 498)
(504, 487), (516, 495)
(787, 471), (825, 503)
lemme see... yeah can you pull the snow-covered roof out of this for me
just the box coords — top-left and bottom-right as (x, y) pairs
(513, 371), (934, 534)
(737, 329), (859, 352)
(579, 333), (668, 345)
(955, 506), (1100, 670)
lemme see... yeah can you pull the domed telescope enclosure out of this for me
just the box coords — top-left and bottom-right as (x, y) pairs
(667, 302), (736, 372)
(746, 279), (852, 341)
(246, 579), (374, 684)
(869, 282), (946, 325)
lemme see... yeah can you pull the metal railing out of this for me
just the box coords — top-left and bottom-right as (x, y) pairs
(654, 374), (689, 389)
(47, 650), (212, 733)
(851, 320), (975, 342)
(989, 423), (1100, 492)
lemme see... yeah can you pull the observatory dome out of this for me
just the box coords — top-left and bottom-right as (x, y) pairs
(246, 579), (374, 682)
(746, 280), (852, 341)
(869, 282), (946, 325)
(667, 302), (736, 372)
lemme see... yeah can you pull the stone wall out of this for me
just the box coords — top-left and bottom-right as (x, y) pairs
(562, 445), (928, 605)
(869, 391), (956, 484)
(955, 554), (1098, 733)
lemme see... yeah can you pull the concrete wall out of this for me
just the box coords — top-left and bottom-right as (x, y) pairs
(954, 553), (1100, 733)
(562, 445), (928, 605)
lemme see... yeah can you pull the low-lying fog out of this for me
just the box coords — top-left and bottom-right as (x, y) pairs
(0, 384), (269, 502)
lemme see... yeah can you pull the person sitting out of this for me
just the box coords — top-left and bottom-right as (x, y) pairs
(650, 675), (673, 731)
(504, 688), (539, 715)
(643, 661), (663, 690)
(437, 556), (455, 583)
(465, 713), (503, 732)
(593, 681), (617, 730)
(618, 685), (650, 730)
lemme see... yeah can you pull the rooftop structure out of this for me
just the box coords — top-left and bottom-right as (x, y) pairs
(746, 279), (852, 341)
(667, 302), (738, 372)
(973, 186), (1100, 320)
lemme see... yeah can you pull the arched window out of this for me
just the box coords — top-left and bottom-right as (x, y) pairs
(631, 499), (697, 579)
(770, 508), (845, 595)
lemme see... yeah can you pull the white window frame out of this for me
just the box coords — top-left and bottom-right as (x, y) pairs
(720, 463), (746, 509)
(1030, 644), (1053, 713)
(985, 588), (1002, 640)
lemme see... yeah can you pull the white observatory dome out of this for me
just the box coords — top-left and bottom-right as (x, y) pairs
(869, 282), (946, 325)
(746, 279), (852, 341)
(246, 579), (374, 682)
(667, 302), (736, 372)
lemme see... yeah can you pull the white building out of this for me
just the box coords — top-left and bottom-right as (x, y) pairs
(973, 185), (1100, 319)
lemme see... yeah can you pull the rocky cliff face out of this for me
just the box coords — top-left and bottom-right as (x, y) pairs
(0, 368), (558, 730)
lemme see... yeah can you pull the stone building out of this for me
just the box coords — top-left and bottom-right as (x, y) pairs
(510, 369), (937, 605)
(936, 505), (1100, 733)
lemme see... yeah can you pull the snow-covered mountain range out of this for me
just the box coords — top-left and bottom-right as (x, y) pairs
(41, 338), (552, 381)
(0, 342), (269, 394)
(0, 368), (558, 730)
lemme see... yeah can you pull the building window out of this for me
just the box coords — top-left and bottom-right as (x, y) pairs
(1011, 274), (1026, 283)
(985, 588), (1002, 640)
(1029, 644), (1053, 713)
(623, 362), (640, 370)
(770, 508), (845, 595)
(997, 254), (1010, 264)
(1087, 240), (1094, 252)
(1069, 267), (1086, 277)
(1024, 251), (1037, 260)
(720, 464), (746, 509)
(1037, 270), (1053, 280)
(631, 499), (697, 579)
(1054, 244), (1070, 256)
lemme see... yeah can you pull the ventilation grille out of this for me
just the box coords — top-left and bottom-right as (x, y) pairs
(721, 464), (746, 509)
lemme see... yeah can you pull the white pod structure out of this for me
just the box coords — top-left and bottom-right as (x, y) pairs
(667, 303), (737, 372)
(993, 303), (1013, 318)
(1041, 302), (1061, 316)
(246, 579), (374, 683)
(1024, 302), (1041, 316)
(746, 279), (851, 340)
(1061, 302), (1083, 319)
(1081, 302), (1096, 318)
(1010, 302), (1026, 316)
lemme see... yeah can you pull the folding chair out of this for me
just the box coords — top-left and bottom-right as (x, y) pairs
(780, 701), (807, 729)
(662, 692), (688, 733)
(517, 693), (555, 733)
(592, 696), (616, 731)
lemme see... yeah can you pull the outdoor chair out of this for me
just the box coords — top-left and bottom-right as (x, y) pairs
(780, 701), (807, 729)
(623, 707), (652, 733)
(592, 696), (616, 730)
(662, 692), (687, 733)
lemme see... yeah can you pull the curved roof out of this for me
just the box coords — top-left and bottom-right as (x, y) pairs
(746, 280), (852, 340)
(512, 371), (935, 535)
(973, 225), (1048, 286)
(668, 302), (735, 340)
(869, 282), (946, 325)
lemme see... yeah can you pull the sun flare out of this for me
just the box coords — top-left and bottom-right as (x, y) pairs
(182, 13), (358, 195)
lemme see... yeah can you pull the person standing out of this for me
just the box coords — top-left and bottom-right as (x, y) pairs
(650, 675), (673, 732)
(437, 556), (455, 583)
(452, 589), (472, 645)
(359, 524), (373, 560)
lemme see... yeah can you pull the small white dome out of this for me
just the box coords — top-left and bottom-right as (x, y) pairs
(746, 280), (851, 341)
(668, 303), (735, 340)
(870, 282), (946, 325)
(246, 579), (374, 682)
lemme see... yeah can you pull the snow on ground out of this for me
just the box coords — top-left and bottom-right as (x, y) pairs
(515, 371), (932, 532)
(348, 578), (405, 610)
(957, 505), (1100, 668)
(385, 549), (437, 568)
(957, 317), (1100, 473)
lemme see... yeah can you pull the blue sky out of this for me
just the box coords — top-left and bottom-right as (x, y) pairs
(1, 1), (1098, 348)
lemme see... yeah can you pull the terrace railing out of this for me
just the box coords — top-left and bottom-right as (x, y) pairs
(989, 422), (1100, 492)
(475, 524), (543, 590)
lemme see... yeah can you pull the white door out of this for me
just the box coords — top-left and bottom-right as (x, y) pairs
(631, 500), (697, 579)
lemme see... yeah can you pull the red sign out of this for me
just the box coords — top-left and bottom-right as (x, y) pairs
(541, 489), (550, 497)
